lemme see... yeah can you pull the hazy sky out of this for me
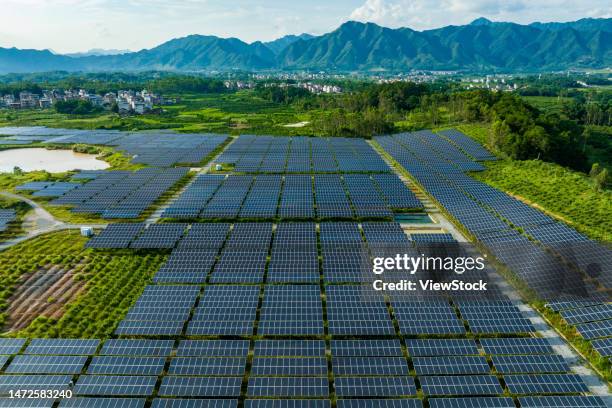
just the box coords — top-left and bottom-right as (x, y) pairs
(1, 0), (610, 53)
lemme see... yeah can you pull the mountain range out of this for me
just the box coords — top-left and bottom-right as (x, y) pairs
(0, 18), (610, 74)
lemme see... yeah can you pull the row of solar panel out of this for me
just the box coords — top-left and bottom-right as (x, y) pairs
(0, 337), (566, 358)
(0, 373), (591, 397)
(216, 135), (390, 173)
(48, 168), (189, 218)
(162, 173), (422, 219)
(374, 130), (612, 353)
(0, 396), (607, 408)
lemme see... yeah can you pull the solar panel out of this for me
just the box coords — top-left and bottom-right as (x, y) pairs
(518, 396), (607, 408)
(245, 401), (330, 408)
(0, 339), (26, 355)
(254, 340), (326, 357)
(247, 377), (329, 397)
(336, 401), (422, 408)
(100, 340), (174, 356)
(251, 357), (327, 376)
(419, 375), (503, 396)
(331, 340), (403, 357)
(151, 400), (238, 408)
(504, 374), (589, 394)
(427, 398), (514, 408)
(88, 356), (167, 375)
(412, 356), (490, 375)
(177, 340), (250, 357)
(334, 377), (416, 397)
(168, 357), (247, 376)
(158, 377), (242, 397)
(591, 338), (612, 357)
(333, 357), (409, 376)
(479, 338), (554, 355)
(74, 376), (157, 396)
(6, 355), (87, 374)
(59, 398), (147, 408)
(491, 355), (570, 374)
(406, 339), (479, 357)
(0, 398), (56, 407)
(25, 339), (99, 355)
(0, 375), (72, 394)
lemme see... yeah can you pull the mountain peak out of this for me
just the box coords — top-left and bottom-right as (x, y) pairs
(470, 17), (494, 26)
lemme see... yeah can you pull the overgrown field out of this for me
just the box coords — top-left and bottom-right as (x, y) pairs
(0, 231), (166, 338)
(473, 159), (612, 242)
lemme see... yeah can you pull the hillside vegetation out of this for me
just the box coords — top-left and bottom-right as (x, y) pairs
(0, 231), (166, 338)
(473, 159), (612, 242)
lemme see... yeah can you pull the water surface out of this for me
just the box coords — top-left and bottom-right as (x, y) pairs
(0, 148), (109, 173)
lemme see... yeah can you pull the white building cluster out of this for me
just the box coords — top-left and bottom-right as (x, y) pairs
(0, 89), (164, 114)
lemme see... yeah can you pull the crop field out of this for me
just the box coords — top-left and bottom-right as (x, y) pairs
(0, 126), (609, 406)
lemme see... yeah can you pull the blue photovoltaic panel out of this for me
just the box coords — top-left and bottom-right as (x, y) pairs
(25, 339), (99, 355)
(331, 340), (403, 357)
(158, 377), (242, 397)
(405, 339), (479, 357)
(152, 400), (239, 408)
(419, 375), (503, 396)
(504, 374), (589, 394)
(247, 377), (329, 397)
(591, 338), (612, 357)
(245, 401), (331, 408)
(0, 375), (72, 394)
(334, 377), (416, 397)
(412, 356), (490, 375)
(59, 398), (147, 408)
(74, 376), (157, 397)
(251, 357), (328, 376)
(0, 398), (56, 407)
(177, 340), (250, 357)
(87, 356), (167, 376)
(336, 401), (422, 408)
(518, 396), (607, 408)
(491, 355), (570, 374)
(168, 357), (247, 376)
(6, 355), (87, 374)
(428, 397), (515, 408)
(480, 338), (554, 355)
(0, 339), (26, 355)
(100, 340), (174, 356)
(254, 340), (326, 357)
(333, 357), (409, 376)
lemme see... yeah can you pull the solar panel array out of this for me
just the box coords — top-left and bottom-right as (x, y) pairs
(1, 128), (608, 406)
(374, 130), (611, 349)
(15, 181), (80, 197)
(0, 127), (228, 167)
(163, 173), (422, 220)
(216, 135), (388, 173)
(50, 167), (189, 218)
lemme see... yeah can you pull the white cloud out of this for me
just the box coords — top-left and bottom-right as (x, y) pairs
(349, 0), (611, 30)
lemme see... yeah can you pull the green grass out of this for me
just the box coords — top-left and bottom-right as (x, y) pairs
(0, 230), (166, 339)
(473, 159), (611, 242)
(523, 96), (572, 114)
(0, 91), (317, 135)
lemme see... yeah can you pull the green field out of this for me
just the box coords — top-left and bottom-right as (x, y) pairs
(0, 231), (166, 338)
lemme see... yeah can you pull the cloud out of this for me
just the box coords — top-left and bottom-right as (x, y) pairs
(349, 0), (611, 30)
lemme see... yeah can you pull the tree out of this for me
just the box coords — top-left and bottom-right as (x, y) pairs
(590, 163), (608, 191)
(13, 166), (23, 175)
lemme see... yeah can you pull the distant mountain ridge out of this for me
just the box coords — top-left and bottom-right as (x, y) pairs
(0, 18), (610, 74)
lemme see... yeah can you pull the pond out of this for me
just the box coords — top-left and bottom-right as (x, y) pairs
(0, 148), (110, 173)
(394, 213), (433, 224)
